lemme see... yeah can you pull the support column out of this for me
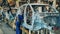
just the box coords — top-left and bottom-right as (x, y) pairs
(16, 0), (19, 8)
(22, 27), (25, 34)
(37, 0), (41, 3)
(49, 31), (52, 34)
(53, 0), (56, 8)
(29, 30), (31, 34)
(46, 29), (48, 34)
(41, 30), (44, 34)
(37, 0), (42, 13)
(37, 31), (39, 34)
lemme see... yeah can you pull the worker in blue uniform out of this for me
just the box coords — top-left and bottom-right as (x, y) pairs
(16, 14), (23, 34)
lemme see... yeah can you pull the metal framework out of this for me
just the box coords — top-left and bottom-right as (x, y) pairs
(17, 3), (59, 34)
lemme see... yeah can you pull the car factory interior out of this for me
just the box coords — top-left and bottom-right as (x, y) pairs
(0, 0), (60, 34)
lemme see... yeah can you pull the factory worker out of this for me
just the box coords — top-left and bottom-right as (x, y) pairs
(0, 7), (3, 22)
(7, 8), (16, 22)
(2, 8), (9, 20)
(11, 9), (16, 17)
(9, 8), (17, 21)
(16, 8), (23, 34)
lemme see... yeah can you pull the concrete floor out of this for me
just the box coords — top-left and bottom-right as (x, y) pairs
(0, 22), (16, 34)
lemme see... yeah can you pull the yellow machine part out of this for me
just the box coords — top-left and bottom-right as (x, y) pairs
(7, 0), (16, 6)
(7, 0), (13, 3)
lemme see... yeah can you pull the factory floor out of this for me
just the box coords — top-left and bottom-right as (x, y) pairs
(0, 21), (60, 34)
(0, 22), (15, 34)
